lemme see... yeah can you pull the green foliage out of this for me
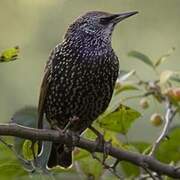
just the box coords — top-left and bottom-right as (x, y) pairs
(98, 104), (141, 134)
(0, 143), (27, 180)
(128, 51), (154, 68)
(156, 127), (180, 163)
(74, 149), (89, 160)
(0, 46), (20, 62)
(77, 153), (103, 180)
(115, 83), (138, 95)
(120, 161), (140, 178)
(22, 140), (38, 161)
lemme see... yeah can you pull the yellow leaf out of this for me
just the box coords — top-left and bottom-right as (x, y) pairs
(22, 140), (38, 161)
(0, 46), (20, 62)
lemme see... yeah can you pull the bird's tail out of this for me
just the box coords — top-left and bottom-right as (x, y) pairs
(47, 143), (72, 168)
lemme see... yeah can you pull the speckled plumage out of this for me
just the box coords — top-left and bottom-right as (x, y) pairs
(38, 10), (138, 168)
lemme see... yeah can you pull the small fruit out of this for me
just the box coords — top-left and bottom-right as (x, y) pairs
(150, 113), (163, 127)
(165, 87), (180, 102)
(140, 98), (149, 109)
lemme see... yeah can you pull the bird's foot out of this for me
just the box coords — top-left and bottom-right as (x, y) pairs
(51, 120), (62, 131)
(63, 116), (80, 133)
(66, 130), (80, 151)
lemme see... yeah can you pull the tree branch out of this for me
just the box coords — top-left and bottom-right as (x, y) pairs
(149, 99), (178, 156)
(0, 123), (180, 178)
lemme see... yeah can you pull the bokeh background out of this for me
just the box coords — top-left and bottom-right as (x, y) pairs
(0, 0), (179, 142)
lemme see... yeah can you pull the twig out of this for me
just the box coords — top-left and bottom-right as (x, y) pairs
(92, 153), (124, 179)
(0, 123), (180, 178)
(143, 167), (157, 180)
(0, 137), (31, 166)
(149, 100), (177, 156)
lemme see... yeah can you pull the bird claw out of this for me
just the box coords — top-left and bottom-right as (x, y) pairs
(66, 130), (80, 150)
(63, 116), (80, 133)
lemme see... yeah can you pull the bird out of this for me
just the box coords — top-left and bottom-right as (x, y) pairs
(38, 10), (138, 169)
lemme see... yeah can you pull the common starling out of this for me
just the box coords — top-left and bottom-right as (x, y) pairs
(38, 11), (138, 168)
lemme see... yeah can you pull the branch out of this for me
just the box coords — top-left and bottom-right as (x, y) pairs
(0, 123), (180, 178)
(149, 99), (178, 156)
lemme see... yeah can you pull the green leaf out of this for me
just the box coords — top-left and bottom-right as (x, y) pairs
(118, 70), (136, 82)
(128, 51), (154, 68)
(74, 149), (89, 160)
(115, 83), (139, 95)
(170, 74), (180, 83)
(0, 144), (28, 179)
(131, 142), (151, 154)
(0, 162), (27, 179)
(22, 140), (38, 161)
(83, 128), (99, 140)
(0, 46), (20, 62)
(154, 47), (175, 67)
(120, 161), (140, 178)
(156, 127), (180, 163)
(98, 105), (141, 134)
(78, 155), (103, 180)
(104, 131), (125, 149)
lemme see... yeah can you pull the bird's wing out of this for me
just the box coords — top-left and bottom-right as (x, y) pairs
(37, 51), (54, 129)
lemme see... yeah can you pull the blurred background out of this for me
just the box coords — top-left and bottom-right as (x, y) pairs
(0, 0), (179, 142)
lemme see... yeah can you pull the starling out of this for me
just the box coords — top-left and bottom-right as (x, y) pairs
(38, 11), (138, 168)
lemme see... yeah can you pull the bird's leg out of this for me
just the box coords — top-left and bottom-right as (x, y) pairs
(89, 125), (111, 164)
(50, 119), (62, 132)
(65, 130), (80, 152)
(63, 116), (80, 133)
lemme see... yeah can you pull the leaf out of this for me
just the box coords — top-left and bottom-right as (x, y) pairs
(74, 149), (89, 160)
(160, 70), (175, 84)
(154, 47), (175, 67)
(98, 104), (141, 134)
(104, 131), (125, 149)
(115, 83), (139, 95)
(131, 142), (151, 154)
(78, 155), (103, 180)
(117, 70), (136, 82)
(128, 51), (154, 68)
(0, 144), (28, 179)
(156, 127), (180, 163)
(120, 161), (140, 178)
(22, 140), (38, 161)
(0, 46), (20, 62)
(170, 74), (180, 83)
(0, 162), (27, 179)
(83, 128), (99, 140)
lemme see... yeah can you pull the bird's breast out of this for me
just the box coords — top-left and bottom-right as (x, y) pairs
(45, 45), (119, 131)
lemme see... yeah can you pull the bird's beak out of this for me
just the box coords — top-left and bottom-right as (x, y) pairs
(113, 11), (138, 23)
(100, 11), (138, 24)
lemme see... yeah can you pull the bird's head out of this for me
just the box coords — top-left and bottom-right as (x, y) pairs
(65, 11), (138, 47)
